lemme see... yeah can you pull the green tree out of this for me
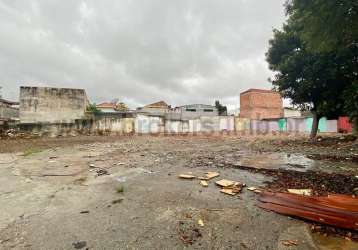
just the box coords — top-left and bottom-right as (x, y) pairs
(285, 0), (358, 131)
(266, 22), (347, 138)
(115, 102), (129, 111)
(215, 100), (227, 116)
(86, 103), (101, 114)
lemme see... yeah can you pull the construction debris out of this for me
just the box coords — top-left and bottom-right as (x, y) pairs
(199, 180), (208, 187)
(287, 189), (312, 196)
(247, 187), (262, 193)
(215, 179), (236, 187)
(198, 219), (204, 227)
(220, 189), (237, 196)
(257, 192), (358, 230)
(198, 172), (220, 180)
(281, 240), (298, 246)
(215, 179), (244, 196)
(179, 174), (196, 179)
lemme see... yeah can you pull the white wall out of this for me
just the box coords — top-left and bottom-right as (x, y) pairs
(135, 114), (164, 133)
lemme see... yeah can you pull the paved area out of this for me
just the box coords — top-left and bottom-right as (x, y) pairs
(0, 135), (357, 249)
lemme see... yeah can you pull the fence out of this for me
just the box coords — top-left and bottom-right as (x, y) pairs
(9, 113), (346, 137)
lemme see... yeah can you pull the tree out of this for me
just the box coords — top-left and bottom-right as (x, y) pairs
(285, 0), (357, 53)
(266, 22), (347, 138)
(285, 0), (358, 131)
(86, 103), (101, 114)
(215, 100), (227, 116)
(116, 102), (129, 111)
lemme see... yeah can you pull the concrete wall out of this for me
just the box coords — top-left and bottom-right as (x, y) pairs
(176, 104), (219, 120)
(164, 120), (190, 133)
(135, 114), (164, 134)
(219, 116), (235, 131)
(325, 120), (338, 133)
(94, 117), (134, 134)
(189, 119), (201, 133)
(284, 108), (301, 118)
(19, 86), (88, 124)
(234, 117), (250, 131)
(199, 116), (220, 132)
(287, 118), (306, 132)
(251, 120), (279, 132)
(240, 89), (283, 119)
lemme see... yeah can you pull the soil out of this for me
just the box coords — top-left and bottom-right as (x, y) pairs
(0, 134), (357, 249)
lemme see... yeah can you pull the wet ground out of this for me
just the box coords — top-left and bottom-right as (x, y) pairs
(0, 135), (357, 249)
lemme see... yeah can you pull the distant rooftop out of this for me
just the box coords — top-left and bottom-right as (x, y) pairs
(0, 98), (19, 105)
(240, 88), (278, 95)
(143, 101), (169, 109)
(96, 102), (117, 109)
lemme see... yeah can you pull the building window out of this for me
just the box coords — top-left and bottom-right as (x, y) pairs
(204, 109), (213, 112)
(186, 108), (196, 112)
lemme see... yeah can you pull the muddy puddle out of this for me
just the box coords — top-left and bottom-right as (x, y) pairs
(312, 233), (358, 250)
(238, 152), (358, 173)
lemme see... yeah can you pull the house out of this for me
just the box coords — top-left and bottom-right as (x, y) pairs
(0, 98), (19, 122)
(239, 88), (283, 120)
(96, 102), (117, 112)
(137, 101), (171, 115)
(19, 86), (89, 123)
(174, 104), (219, 119)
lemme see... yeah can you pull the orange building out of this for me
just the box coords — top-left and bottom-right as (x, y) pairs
(239, 89), (283, 119)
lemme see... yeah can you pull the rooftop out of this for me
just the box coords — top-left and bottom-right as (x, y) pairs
(143, 101), (169, 109)
(240, 88), (278, 95)
(96, 102), (117, 109)
(0, 98), (19, 105)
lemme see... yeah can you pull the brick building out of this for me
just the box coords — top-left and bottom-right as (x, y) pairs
(239, 89), (283, 119)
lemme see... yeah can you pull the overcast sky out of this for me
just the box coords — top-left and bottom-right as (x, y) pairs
(0, 0), (287, 110)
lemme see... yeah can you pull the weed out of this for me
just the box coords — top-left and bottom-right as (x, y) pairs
(116, 185), (124, 193)
(23, 148), (43, 156)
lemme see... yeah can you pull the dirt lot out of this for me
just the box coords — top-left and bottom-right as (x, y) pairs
(0, 135), (357, 249)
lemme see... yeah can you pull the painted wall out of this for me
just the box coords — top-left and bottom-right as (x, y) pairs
(251, 120), (279, 132)
(338, 117), (353, 133)
(325, 119), (338, 133)
(278, 118), (287, 132)
(200, 116), (221, 132)
(189, 119), (201, 133)
(20, 86), (88, 124)
(94, 117), (134, 134)
(219, 116), (235, 131)
(234, 117), (250, 131)
(135, 114), (164, 134)
(287, 118), (306, 132)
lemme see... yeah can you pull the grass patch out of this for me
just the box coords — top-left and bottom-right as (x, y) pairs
(116, 185), (124, 193)
(22, 148), (43, 156)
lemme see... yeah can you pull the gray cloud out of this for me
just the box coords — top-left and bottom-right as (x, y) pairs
(0, 0), (286, 110)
